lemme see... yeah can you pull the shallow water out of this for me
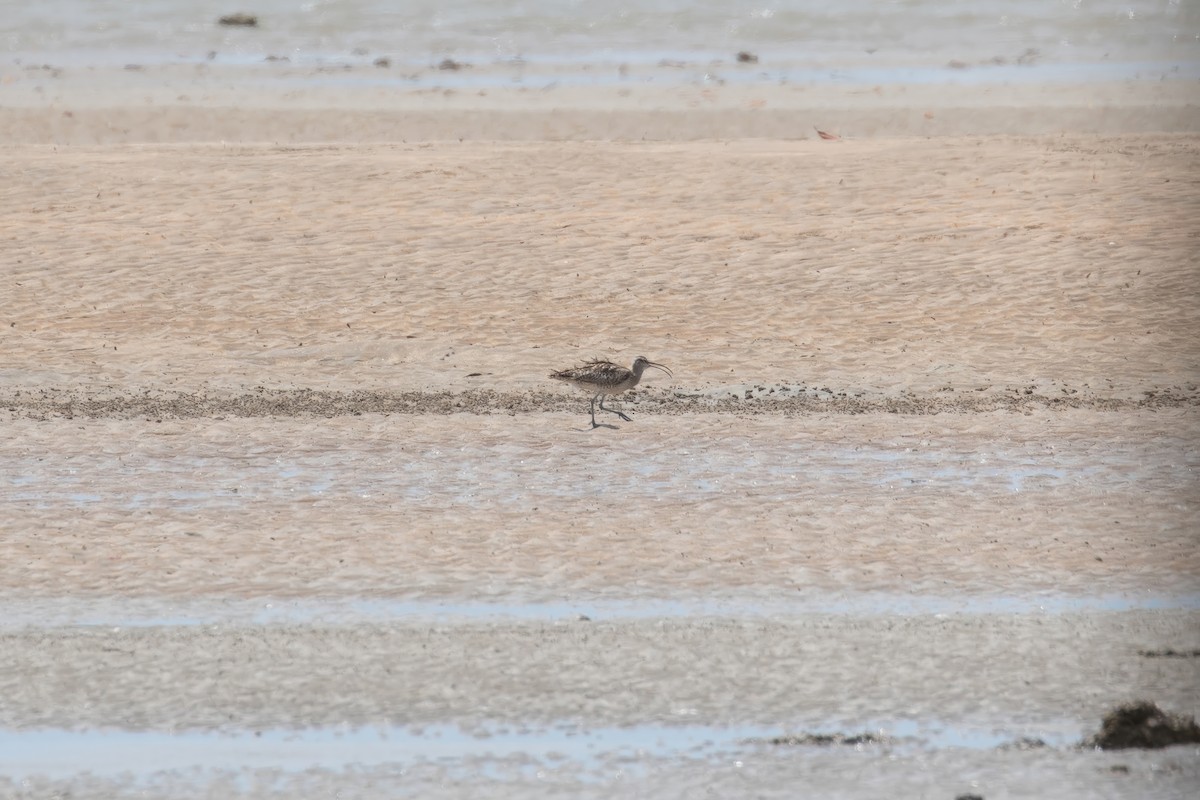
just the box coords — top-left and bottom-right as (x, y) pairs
(2, 426), (1191, 511)
(1, 591), (1198, 631)
(0, 718), (1086, 781)
(5, 0), (1195, 80)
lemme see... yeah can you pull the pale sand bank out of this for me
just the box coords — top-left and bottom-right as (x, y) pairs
(1, 612), (1196, 731)
(1, 61), (1197, 142)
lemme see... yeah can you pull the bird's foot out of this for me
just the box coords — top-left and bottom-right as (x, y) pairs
(598, 399), (632, 423)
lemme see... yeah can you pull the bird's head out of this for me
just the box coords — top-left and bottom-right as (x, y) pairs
(632, 356), (672, 378)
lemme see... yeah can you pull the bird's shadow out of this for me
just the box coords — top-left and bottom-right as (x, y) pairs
(587, 422), (619, 431)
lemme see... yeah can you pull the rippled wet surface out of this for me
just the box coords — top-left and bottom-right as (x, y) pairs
(2, 408), (1197, 799)
(2, 411), (1196, 601)
(2, 414), (1193, 511)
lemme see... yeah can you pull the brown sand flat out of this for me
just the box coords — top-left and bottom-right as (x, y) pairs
(3, 136), (1197, 400)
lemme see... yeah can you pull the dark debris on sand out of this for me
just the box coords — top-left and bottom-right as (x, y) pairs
(0, 387), (552, 421)
(748, 732), (889, 747)
(1137, 648), (1200, 658)
(997, 736), (1048, 751)
(2, 384), (1198, 421)
(218, 13), (258, 27)
(1084, 701), (1200, 750)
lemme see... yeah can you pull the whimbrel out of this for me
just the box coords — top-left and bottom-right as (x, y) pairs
(550, 356), (672, 428)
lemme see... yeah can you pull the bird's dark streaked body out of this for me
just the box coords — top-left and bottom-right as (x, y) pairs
(549, 356), (672, 428)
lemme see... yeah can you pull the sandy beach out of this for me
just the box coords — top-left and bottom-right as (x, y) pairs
(2, 51), (1199, 798)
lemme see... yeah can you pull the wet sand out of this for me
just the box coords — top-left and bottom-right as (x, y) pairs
(1, 98), (1198, 796)
(1, 411), (1197, 601)
(4, 611), (1198, 731)
(1, 610), (1198, 798)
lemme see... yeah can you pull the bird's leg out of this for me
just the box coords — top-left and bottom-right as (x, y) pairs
(589, 394), (599, 428)
(598, 395), (632, 422)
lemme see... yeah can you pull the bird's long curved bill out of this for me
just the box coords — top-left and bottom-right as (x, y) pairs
(646, 361), (672, 377)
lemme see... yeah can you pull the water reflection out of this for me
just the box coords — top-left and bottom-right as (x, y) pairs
(1, 434), (1190, 511)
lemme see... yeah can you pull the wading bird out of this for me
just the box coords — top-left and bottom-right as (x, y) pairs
(550, 356), (672, 428)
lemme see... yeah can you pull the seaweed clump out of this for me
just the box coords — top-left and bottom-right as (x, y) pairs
(1084, 701), (1200, 750)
